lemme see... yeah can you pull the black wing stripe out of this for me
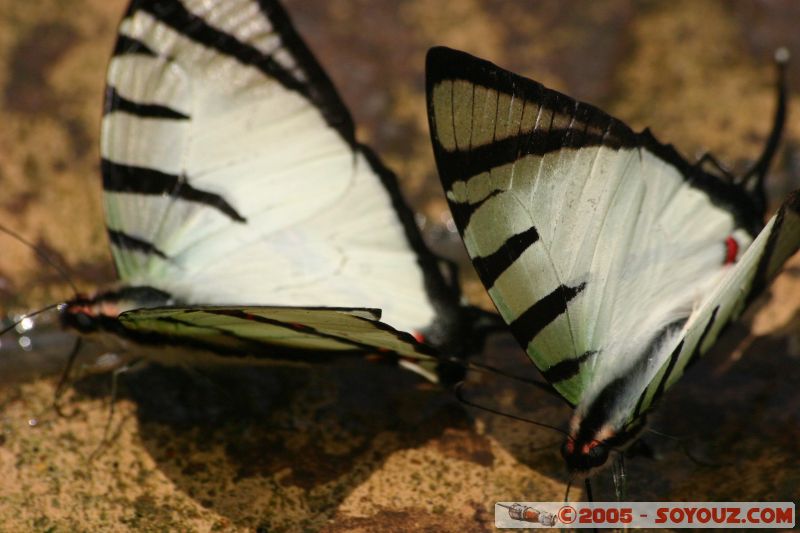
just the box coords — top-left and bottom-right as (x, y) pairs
(435, 127), (633, 186)
(633, 306), (719, 418)
(108, 229), (168, 259)
(135, 1), (302, 90)
(104, 86), (190, 119)
(113, 34), (156, 57)
(122, 314), (366, 363)
(745, 196), (800, 308)
(426, 47), (766, 233)
(349, 314), (439, 357)
(541, 349), (596, 383)
(509, 282), (586, 347)
(128, 0), (355, 144)
(102, 159), (246, 222)
(254, 0), (357, 145)
(748, 207), (787, 305)
(204, 309), (427, 358)
(472, 226), (540, 288)
(682, 306), (721, 372)
(631, 385), (647, 421)
(646, 340), (684, 410)
(448, 189), (503, 231)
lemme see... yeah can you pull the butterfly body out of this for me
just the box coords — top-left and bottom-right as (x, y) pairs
(426, 46), (800, 474)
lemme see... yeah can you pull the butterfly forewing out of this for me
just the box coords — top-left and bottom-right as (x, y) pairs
(118, 306), (438, 362)
(100, 0), (447, 336)
(426, 47), (795, 415)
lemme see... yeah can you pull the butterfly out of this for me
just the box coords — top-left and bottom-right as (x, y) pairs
(19, 1), (499, 387)
(426, 46), (800, 475)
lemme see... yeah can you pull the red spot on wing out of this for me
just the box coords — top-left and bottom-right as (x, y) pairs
(412, 331), (425, 344)
(724, 236), (739, 265)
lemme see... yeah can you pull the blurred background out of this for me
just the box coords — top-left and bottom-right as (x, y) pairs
(0, 1), (798, 531)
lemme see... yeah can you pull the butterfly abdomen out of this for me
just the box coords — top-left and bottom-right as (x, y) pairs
(60, 286), (172, 334)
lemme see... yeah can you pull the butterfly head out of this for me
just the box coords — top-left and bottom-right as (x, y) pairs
(561, 431), (612, 475)
(61, 294), (120, 333)
(61, 286), (171, 333)
(561, 416), (645, 475)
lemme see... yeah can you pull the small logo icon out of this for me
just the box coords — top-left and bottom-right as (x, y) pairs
(498, 503), (557, 526)
(558, 505), (577, 524)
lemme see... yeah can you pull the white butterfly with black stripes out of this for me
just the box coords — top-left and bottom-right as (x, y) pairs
(426, 46), (800, 474)
(46, 1), (497, 384)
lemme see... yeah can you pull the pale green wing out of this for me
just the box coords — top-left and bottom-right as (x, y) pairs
(426, 47), (796, 417)
(117, 305), (439, 364)
(426, 47), (770, 406)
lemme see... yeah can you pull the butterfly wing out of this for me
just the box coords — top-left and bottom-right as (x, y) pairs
(102, 0), (459, 338)
(633, 192), (800, 417)
(426, 47), (794, 411)
(117, 305), (442, 377)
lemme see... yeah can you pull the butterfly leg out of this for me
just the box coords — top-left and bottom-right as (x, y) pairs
(611, 453), (627, 501)
(88, 358), (146, 462)
(695, 152), (736, 182)
(52, 337), (83, 417)
(625, 436), (658, 460)
(646, 428), (731, 468)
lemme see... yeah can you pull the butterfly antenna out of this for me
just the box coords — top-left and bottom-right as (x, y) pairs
(0, 222), (79, 294)
(647, 427), (732, 468)
(454, 381), (568, 436)
(740, 47), (790, 212)
(695, 151), (736, 182)
(453, 357), (562, 399)
(0, 302), (64, 337)
(529, 439), (563, 452)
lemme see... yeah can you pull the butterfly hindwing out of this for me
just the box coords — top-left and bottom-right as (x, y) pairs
(101, 0), (454, 337)
(426, 46), (796, 416)
(634, 191), (800, 416)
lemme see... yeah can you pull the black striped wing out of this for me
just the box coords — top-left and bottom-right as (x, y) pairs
(118, 305), (442, 377)
(101, 0), (459, 339)
(426, 47), (799, 417)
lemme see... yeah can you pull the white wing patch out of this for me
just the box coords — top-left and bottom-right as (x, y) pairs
(102, 2), (439, 336)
